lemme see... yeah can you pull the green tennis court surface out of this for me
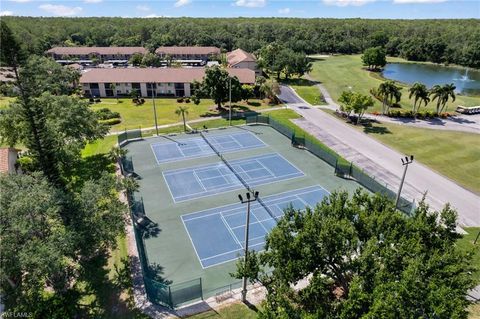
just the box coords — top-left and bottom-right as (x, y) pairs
(123, 124), (365, 299)
(182, 185), (329, 268)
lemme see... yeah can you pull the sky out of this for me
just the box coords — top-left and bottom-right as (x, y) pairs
(0, 0), (479, 19)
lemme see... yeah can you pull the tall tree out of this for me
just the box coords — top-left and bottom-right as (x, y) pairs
(260, 79), (280, 102)
(203, 66), (241, 109)
(361, 46), (387, 70)
(408, 82), (430, 117)
(0, 93), (108, 180)
(175, 105), (189, 132)
(339, 91), (374, 124)
(0, 173), (76, 316)
(430, 83), (456, 115)
(377, 80), (402, 115)
(233, 190), (475, 318)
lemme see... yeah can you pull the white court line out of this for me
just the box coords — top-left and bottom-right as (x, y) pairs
(173, 172), (306, 203)
(181, 216), (205, 269)
(220, 214), (243, 247)
(251, 208), (271, 234)
(200, 241), (264, 262)
(256, 160), (277, 178)
(182, 185), (328, 221)
(192, 170), (207, 191)
(152, 131), (266, 165)
(200, 242), (266, 268)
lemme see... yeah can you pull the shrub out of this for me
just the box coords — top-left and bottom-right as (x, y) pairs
(185, 98), (191, 103)
(95, 98), (101, 103)
(388, 110), (402, 117)
(140, 98), (145, 104)
(99, 118), (122, 126)
(404, 110), (414, 118)
(96, 108), (121, 120)
(89, 98), (95, 103)
(17, 156), (34, 172)
(177, 97), (184, 103)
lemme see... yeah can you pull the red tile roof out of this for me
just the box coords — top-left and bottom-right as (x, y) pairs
(79, 67), (255, 84)
(46, 47), (148, 56)
(155, 46), (220, 55)
(227, 49), (256, 66)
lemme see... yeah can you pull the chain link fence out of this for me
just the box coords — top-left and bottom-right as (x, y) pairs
(246, 114), (415, 214)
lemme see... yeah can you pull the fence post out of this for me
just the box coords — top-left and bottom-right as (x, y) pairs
(200, 277), (204, 300)
(334, 159), (338, 175)
(349, 162), (353, 177)
(168, 286), (173, 308)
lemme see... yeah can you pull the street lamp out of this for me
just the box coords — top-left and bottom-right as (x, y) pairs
(229, 76), (232, 126)
(238, 190), (259, 303)
(395, 155), (414, 210)
(150, 82), (159, 136)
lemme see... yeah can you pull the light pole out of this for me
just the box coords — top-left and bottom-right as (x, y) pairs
(238, 190), (259, 303)
(395, 155), (414, 210)
(150, 82), (159, 136)
(229, 76), (232, 126)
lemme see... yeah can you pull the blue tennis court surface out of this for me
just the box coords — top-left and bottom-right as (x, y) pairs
(151, 132), (265, 163)
(181, 185), (330, 268)
(163, 153), (304, 202)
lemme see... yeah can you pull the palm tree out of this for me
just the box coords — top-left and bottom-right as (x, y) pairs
(109, 146), (128, 163)
(175, 106), (189, 132)
(430, 83), (456, 115)
(409, 82), (430, 117)
(110, 83), (118, 103)
(377, 80), (402, 115)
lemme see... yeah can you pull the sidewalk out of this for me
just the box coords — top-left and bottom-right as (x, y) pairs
(303, 75), (480, 134)
(107, 106), (283, 136)
(279, 84), (479, 227)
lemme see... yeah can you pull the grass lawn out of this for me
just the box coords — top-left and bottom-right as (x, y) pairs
(457, 227), (480, 284)
(308, 55), (480, 114)
(458, 227), (480, 319)
(186, 302), (258, 319)
(328, 112), (480, 193)
(89, 98), (280, 132)
(0, 96), (15, 109)
(282, 78), (325, 105)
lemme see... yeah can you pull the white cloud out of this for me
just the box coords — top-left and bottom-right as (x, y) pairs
(84, 0), (102, 3)
(136, 5), (150, 11)
(278, 8), (290, 14)
(393, 0), (447, 3)
(0, 10), (14, 16)
(174, 0), (191, 7)
(38, 4), (82, 16)
(323, 0), (376, 6)
(142, 14), (172, 18)
(234, 0), (266, 8)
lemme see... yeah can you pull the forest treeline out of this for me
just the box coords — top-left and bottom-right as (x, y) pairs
(2, 17), (480, 68)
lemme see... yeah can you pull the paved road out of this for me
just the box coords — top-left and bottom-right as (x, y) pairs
(303, 75), (480, 134)
(278, 85), (480, 227)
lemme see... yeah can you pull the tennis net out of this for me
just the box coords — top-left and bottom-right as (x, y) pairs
(199, 132), (278, 222)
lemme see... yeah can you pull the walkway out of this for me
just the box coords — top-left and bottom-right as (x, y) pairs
(304, 75), (480, 134)
(278, 84), (480, 227)
(107, 106), (282, 136)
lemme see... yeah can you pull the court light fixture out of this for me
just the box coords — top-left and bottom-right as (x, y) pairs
(396, 155), (414, 210)
(238, 190), (259, 303)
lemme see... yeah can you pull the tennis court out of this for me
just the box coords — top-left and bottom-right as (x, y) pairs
(181, 185), (329, 268)
(163, 153), (304, 202)
(151, 131), (265, 164)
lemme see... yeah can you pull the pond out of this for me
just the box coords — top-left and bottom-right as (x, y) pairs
(382, 63), (480, 96)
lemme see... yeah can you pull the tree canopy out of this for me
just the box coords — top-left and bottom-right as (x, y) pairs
(233, 190), (475, 319)
(202, 66), (242, 109)
(2, 17), (479, 67)
(361, 46), (387, 70)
